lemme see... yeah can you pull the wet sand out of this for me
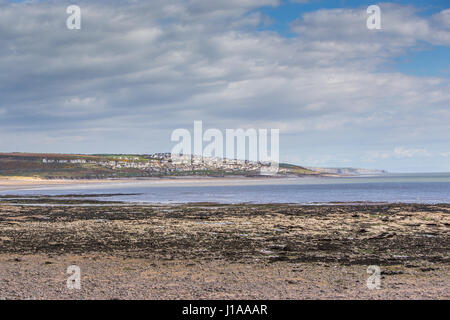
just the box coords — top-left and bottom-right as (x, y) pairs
(0, 177), (131, 192)
(0, 201), (448, 299)
(0, 176), (290, 192)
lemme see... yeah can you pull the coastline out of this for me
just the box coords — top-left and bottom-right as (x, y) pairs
(0, 175), (320, 192)
(0, 177), (135, 191)
(2, 174), (450, 205)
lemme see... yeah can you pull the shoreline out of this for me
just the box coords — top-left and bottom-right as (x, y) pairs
(1, 175), (450, 205)
(0, 175), (333, 192)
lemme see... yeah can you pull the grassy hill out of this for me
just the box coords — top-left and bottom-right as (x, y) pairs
(0, 153), (320, 179)
(279, 163), (319, 175)
(0, 153), (117, 179)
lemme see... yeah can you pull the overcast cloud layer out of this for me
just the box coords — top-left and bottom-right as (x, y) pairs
(0, 0), (449, 172)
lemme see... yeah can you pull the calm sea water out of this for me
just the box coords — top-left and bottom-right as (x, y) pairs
(2, 173), (450, 204)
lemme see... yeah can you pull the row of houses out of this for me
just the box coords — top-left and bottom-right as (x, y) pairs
(43, 159), (88, 164)
(42, 155), (267, 173)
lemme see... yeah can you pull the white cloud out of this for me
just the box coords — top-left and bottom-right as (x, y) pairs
(365, 147), (435, 161)
(393, 146), (430, 158)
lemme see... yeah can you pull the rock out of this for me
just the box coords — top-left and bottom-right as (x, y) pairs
(420, 267), (436, 272)
(286, 280), (297, 284)
(268, 255), (289, 263)
(382, 270), (404, 276)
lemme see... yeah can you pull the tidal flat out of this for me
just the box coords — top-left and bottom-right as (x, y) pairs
(0, 199), (448, 299)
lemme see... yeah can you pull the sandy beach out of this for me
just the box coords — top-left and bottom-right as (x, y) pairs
(0, 177), (127, 191)
(0, 176), (293, 192)
(0, 198), (448, 299)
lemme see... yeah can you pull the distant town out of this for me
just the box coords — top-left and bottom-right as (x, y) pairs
(0, 152), (311, 179)
(0, 153), (385, 179)
(41, 153), (276, 175)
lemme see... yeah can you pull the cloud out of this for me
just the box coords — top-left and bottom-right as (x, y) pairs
(393, 146), (430, 158)
(291, 3), (450, 65)
(365, 147), (433, 160)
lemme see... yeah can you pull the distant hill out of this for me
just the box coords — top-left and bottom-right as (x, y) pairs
(305, 166), (387, 175)
(0, 153), (321, 179)
(279, 163), (319, 175)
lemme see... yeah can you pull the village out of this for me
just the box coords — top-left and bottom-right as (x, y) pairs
(41, 153), (283, 175)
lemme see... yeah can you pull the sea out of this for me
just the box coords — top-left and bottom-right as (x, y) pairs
(1, 173), (450, 204)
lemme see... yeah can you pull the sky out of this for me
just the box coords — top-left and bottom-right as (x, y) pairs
(0, 0), (449, 172)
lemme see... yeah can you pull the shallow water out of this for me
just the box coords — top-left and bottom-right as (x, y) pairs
(1, 173), (450, 204)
